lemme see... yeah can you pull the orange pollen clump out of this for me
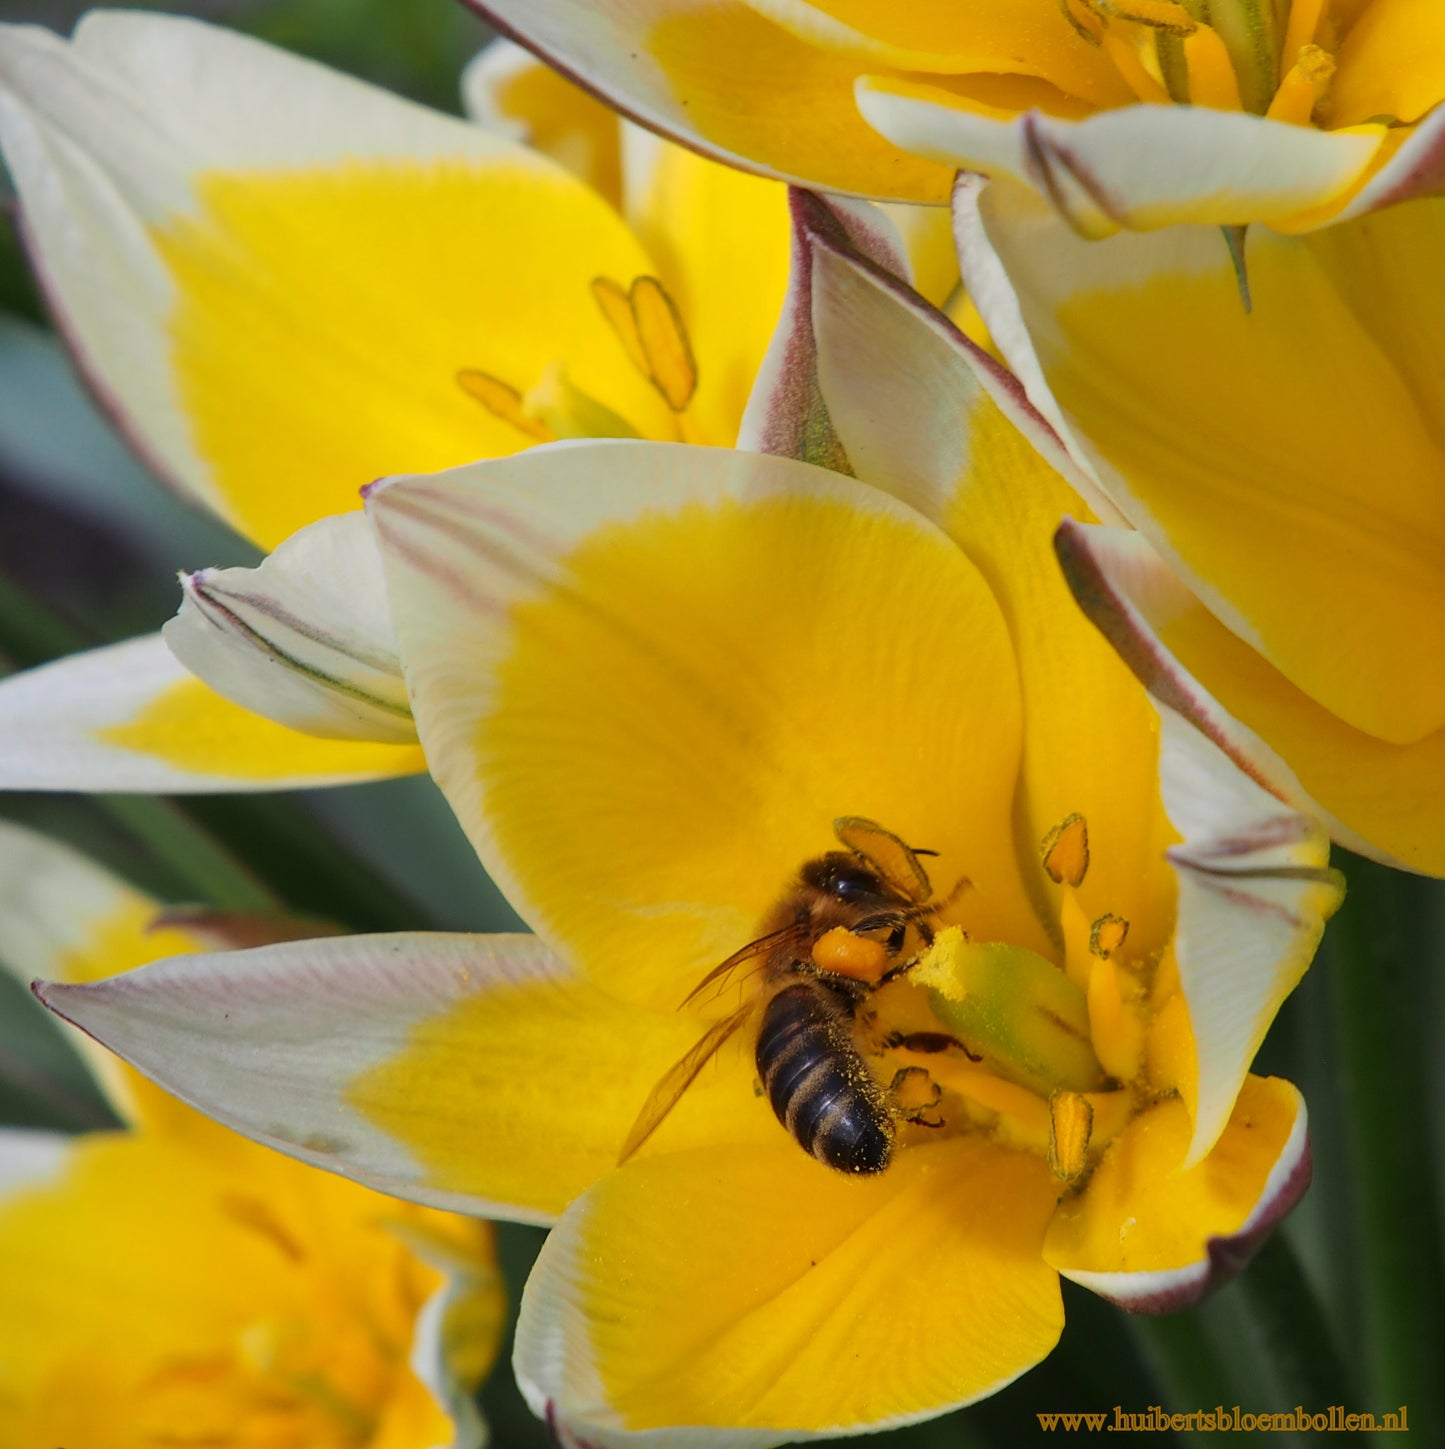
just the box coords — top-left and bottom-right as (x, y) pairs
(812, 924), (890, 982)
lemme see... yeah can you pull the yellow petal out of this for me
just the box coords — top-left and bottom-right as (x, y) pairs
(745, 0), (1131, 101)
(39, 931), (779, 1224)
(1059, 517), (1445, 874)
(805, 240), (1175, 949)
(0, 821), (349, 1133)
(479, 0), (955, 201)
(861, 83), (1379, 232)
(0, 14), (669, 550)
(977, 183), (1445, 744)
(0, 1120), (499, 1447)
(369, 443), (1031, 1011)
(1330, 0), (1445, 127)
(516, 1140), (1063, 1437)
(1044, 1076), (1309, 1310)
(1172, 568), (1445, 872)
(0, 635), (419, 791)
(0, 822), (196, 1127)
(350, 963), (782, 1222)
(157, 158), (668, 547)
(164, 512), (415, 744)
(462, 39), (624, 205)
(103, 670), (426, 785)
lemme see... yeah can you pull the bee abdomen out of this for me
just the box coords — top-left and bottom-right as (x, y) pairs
(755, 982), (893, 1174)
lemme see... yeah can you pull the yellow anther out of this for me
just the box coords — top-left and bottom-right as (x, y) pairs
(1089, 912), (1129, 959)
(1042, 813), (1089, 887)
(591, 276), (650, 376)
(630, 276), (699, 412)
(1265, 43), (1335, 125)
(593, 273), (699, 413)
(1048, 1089), (1095, 1181)
(456, 369), (557, 443)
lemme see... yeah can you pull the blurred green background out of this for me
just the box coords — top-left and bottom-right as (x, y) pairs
(0, 3), (1440, 1446)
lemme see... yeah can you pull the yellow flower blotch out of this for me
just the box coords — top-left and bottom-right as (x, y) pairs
(477, 493), (1028, 1010)
(99, 677), (425, 781)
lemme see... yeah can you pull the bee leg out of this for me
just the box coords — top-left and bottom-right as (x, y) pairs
(888, 1066), (945, 1128)
(885, 1028), (983, 1062)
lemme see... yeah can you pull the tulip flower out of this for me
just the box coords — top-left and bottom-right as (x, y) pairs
(35, 212), (1342, 1443)
(0, 11), (789, 792)
(472, 0), (1445, 233)
(951, 140), (1445, 875)
(0, 820), (502, 1447)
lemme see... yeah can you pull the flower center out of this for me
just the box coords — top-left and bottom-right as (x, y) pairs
(1060, 0), (1340, 123)
(861, 812), (1150, 1186)
(128, 1193), (419, 1447)
(456, 273), (701, 443)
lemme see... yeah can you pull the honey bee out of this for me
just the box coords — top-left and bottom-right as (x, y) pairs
(618, 817), (958, 1175)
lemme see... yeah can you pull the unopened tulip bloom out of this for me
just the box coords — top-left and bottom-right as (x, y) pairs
(0, 822), (502, 1448)
(36, 217), (1341, 1442)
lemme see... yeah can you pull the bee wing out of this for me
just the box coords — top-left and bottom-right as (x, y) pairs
(834, 816), (933, 903)
(617, 1002), (756, 1164)
(678, 924), (799, 1008)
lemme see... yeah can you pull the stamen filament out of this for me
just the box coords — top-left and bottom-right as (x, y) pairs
(1265, 43), (1335, 125)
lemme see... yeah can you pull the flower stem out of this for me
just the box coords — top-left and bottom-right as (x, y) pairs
(1235, 1232), (1360, 1423)
(1326, 854), (1445, 1431)
(95, 793), (279, 914)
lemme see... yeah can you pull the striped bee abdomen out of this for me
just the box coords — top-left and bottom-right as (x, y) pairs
(755, 980), (894, 1174)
